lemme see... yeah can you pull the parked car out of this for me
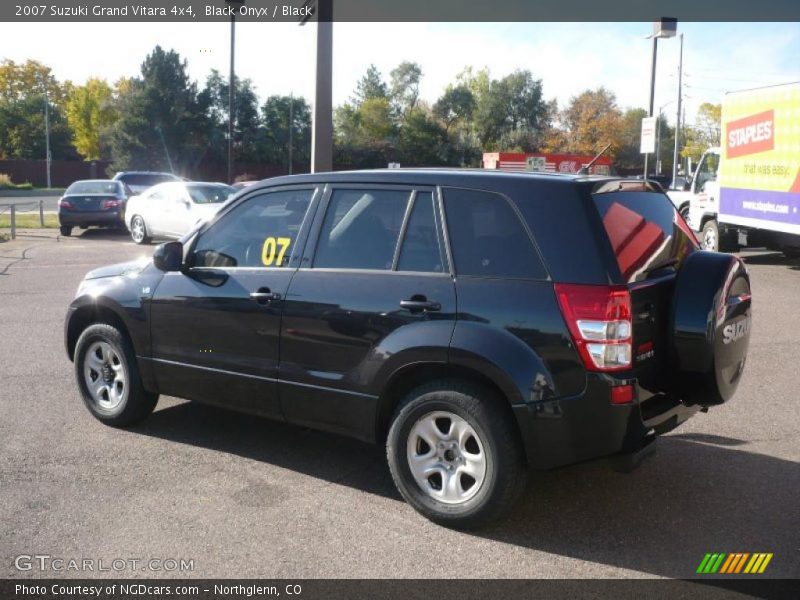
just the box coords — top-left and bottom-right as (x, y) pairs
(112, 171), (185, 195)
(125, 182), (236, 244)
(64, 170), (752, 528)
(58, 179), (130, 237)
(232, 180), (259, 190)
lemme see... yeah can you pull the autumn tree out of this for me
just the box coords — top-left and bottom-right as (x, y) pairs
(681, 103), (721, 162)
(65, 78), (117, 160)
(560, 87), (624, 155)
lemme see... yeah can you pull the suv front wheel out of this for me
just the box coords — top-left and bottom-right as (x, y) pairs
(386, 380), (527, 529)
(74, 323), (159, 426)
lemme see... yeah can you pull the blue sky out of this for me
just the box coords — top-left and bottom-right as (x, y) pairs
(2, 21), (798, 127)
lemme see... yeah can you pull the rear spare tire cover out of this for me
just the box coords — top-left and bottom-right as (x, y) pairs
(671, 251), (751, 406)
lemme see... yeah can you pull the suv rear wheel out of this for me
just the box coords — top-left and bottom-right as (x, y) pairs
(386, 380), (527, 529)
(74, 323), (158, 426)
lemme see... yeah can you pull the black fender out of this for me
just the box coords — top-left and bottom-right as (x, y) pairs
(448, 321), (559, 406)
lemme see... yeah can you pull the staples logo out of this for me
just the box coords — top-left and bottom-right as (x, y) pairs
(726, 110), (774, 158)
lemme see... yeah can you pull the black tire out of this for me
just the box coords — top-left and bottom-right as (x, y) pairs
(59, 225), (72, 236)
(130, 215), (151, 245)
(74, 323), (158, 426)
(700, 219), (719, 251)
(679, 203), (690, 221)
(387, 380), (527, 529)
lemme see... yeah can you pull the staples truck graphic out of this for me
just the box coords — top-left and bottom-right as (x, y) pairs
(726, 110), (774, 159)
(718, 82), (800, 235)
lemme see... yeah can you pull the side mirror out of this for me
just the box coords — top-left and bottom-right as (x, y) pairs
(153, 241), (183, 272)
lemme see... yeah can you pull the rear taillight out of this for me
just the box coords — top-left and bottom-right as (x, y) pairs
(102, 199), (121, 209)
(554, 283), (633, 372)
(59, 198), (74, 210)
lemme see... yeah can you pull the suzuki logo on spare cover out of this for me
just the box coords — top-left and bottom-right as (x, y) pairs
(726, 109), (775, 159)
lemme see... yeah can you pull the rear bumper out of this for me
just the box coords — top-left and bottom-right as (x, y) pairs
(513, 374), (701, 470)
(59, 210), (124, 227)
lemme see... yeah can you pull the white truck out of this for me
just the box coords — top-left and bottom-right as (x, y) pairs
(675, 82), (800, 257)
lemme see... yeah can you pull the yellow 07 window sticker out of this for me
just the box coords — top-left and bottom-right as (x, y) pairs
(261, 236), (292, 267)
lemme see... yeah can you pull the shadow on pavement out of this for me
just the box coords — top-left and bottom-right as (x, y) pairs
(137, 401), (798, 578)
(74, 228), (130, 241)
(740, 251), (800, 271)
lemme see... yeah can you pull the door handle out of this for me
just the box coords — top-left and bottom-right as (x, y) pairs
(400, 297), (441, 312)
(250, 288), (281, 303)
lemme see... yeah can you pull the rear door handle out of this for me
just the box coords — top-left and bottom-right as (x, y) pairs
(250, 287), (281, 304)
(400, 298), (441, 312)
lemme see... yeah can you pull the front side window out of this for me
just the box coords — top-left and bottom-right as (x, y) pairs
(314, 189), (411, 270)
(442, 188), (546, 279)
(191, 189), (314, 268)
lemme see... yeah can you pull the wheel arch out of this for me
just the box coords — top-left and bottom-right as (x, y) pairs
(375, 361), (516, 444)
(66, 301), (132, 362)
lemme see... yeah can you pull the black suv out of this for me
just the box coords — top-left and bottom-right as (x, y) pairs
(64, 170), (752, 528)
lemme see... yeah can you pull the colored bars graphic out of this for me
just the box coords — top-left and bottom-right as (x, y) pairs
(697, 553), (773, 574)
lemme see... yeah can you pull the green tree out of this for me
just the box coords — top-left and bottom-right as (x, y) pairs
(201, 70), (263, 163)
(433, 84), (475, 134)
(389, 61), (422, 122)
(353, 64), (388, 106)
(0, 59), (77, 160)
(65, 78), (117, 160)
(107, 46), (209, 174)
(397, 107), (448, 166)
(261, 95), (311, 168)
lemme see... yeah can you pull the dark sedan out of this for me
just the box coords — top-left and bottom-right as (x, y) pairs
(58, 180), (130, 236)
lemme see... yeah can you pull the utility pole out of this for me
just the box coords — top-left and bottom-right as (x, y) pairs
(672, 33), (684, 184)
(44, 87), (51, 188)
(311, 0), (333, 173)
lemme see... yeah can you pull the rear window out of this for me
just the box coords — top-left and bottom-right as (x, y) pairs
(592, 190), (698, 283)
(118, 173), (178, 187)
(187, 184), (236, 204)
(65, 181), (120, 195)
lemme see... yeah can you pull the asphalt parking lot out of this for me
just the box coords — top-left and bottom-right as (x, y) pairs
(1, 229), (798, 579)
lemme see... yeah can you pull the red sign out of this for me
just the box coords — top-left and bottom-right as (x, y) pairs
(726, 110), (775, 159)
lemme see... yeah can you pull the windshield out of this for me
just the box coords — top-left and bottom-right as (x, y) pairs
(186, 184), (236, 204)
(65, 181), (121, 195)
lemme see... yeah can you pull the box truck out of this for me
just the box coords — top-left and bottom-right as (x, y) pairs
(681, 81), (800, 256)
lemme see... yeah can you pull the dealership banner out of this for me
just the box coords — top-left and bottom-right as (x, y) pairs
(1, 0), (799, 22)
(2, 579), (798, 599)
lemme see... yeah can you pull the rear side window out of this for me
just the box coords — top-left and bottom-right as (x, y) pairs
(314, 189), (410, 270)
(592, 191), (698, 283)
(442, 188), (546, 279)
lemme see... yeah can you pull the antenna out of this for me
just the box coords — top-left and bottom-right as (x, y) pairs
(576, 143), (611, 176)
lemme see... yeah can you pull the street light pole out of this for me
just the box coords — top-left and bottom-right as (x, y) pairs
(643, 18), (677, 180)
(672, 33), (684, 185)
(44, 87), (51, 189)
(643, 36), (658, 179)
(226, 0), (245, 184)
